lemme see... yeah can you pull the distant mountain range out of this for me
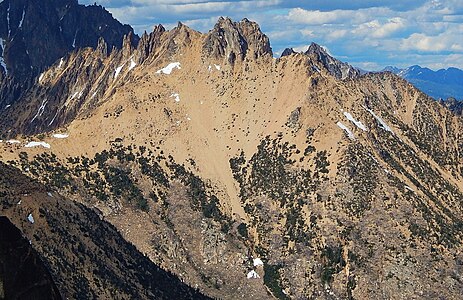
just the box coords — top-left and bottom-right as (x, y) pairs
(381, 65), (463, 101)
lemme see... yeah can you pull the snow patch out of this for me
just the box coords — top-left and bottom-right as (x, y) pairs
(364, 106), (394, 133)
(253, 258), (264, 267)
(343, 112), (367, 131)
(128, 59), (136, 71)
(38, 73), (44, 82)
(247, 270), (260, 279)
(58, 57), (64, 68)
(336, 121), (355, 140)
(47, 192), (53, 197)
(214, 64), (221, 71)
(27, 213), (34, 224)
(156, 62), (181, 75)
(114, 64), (124, 79)
(405, 186), (414, 192)
(7, 3), (10, 36)
(72, 30), (77, 48)
(53, 133), (69, 139)
(30, 99), (47, 123)
(7, 139), (20, 144)
(4, 104), (11, 109)
(25, 141), (51, 149)
(48, 110), (59, 126)
(0, 56), (6, 75)
(170, 93), (180, 102)
(19, 8), (26, 28)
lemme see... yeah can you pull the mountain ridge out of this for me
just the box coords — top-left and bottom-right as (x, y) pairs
(0, 5), (463, 300)
(381, 64), (463, 101)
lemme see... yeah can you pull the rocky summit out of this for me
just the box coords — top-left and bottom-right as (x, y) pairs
(0, 2), (463, 300)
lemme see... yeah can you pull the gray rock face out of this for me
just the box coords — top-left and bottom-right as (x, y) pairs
(203, 17), (272, 63)
(305, 42), (359, 80)
(0, 0), (137, 79)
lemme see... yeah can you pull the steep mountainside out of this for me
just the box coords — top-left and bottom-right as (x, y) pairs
(0, 216), (61, 300)
(0, 0), (137, 107)
(0, 162), (209, 299)
(0, 12), (463, 300)
(383, 65), (463, 100)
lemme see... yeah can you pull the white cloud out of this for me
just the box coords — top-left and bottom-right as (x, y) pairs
(401, 30), (463, 52)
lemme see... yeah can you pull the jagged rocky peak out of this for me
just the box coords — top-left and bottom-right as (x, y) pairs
(96, 36), (108, 58)
(203, 16), (272, 64)
(0, 0), (138, 80)
(137, 25), (166, 61)
(281, 48), (296, 57)
(305, 42), (359, 80)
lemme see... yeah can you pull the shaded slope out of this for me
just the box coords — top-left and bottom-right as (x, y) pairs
(0, 162), (210, 300)
(0, 216), (62, 300)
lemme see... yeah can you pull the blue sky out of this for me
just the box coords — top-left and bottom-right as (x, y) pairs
(81, 0), (463, 70)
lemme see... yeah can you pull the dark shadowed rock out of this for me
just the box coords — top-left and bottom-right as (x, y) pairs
(0, 0), (137, 79)
(281, 48), (296, 57)
(0, 216), (62, 300)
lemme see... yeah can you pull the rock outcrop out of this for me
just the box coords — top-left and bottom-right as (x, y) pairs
(305, 42), (359, 79)
(203, 17), (272, 63)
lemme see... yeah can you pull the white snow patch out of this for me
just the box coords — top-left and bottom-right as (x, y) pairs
(58, 57), (64, 68)
(27, 213), (34, 224)
(19, 8), (25, 28)
(4, 104), (10, 109)
(156, 62), (181, 75)
(48, 110), (59, 126)
(336, 121), (355, 140)
(38, 73), (44, 82)
(7, 139), (20, 144)
(253, 258), (264, 267)
(0, 56), (6, 75)
(364, 106), (394, 133)
(170, 93), (180, 102)
(343, 112), (367, 131)
(405, 186), (415, 192)
(214, 64), (221, 71)
(24, 141), (51, 149)
(208, 65), (212, 72)
(17, 200), (21, 205)
(7, 3), (10, 36)
(114, 64), (124, 78)
(30, 99), (47, 123)
(72, 30), (77, 48)
(247, 270), (260, 279)
(47, 192), (53, 197)
(53, 133), (69, 139)
(128, 59), (136, 71)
